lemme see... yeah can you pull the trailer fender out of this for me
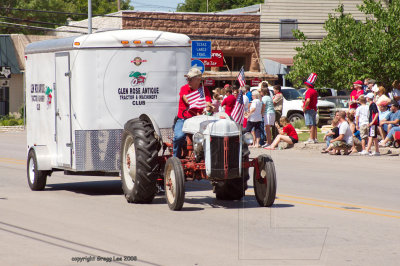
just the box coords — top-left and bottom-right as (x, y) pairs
(29, 146), (52, 171)
(139, 114), (163, 146)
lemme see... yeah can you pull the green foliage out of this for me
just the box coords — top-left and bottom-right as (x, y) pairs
(292, 119), (306, 129)
(0, 0), (133, 34)
(287, 0), (400, 91)
(177, 0), (264, 12)
(0, 115), (23, 126)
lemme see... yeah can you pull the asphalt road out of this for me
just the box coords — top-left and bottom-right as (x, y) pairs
(0, 130), (399, 266)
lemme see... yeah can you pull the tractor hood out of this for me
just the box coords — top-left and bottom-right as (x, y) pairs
(182, 113), (240, 137)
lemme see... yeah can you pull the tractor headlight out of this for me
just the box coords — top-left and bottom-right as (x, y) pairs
(243, 132), (254, 145)
(193, 132), (204, 144)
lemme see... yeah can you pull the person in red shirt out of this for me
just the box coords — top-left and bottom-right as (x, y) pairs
(349, 80), (364, 109)
(303, 82), (318, 143)
(173, 68), (211, 158)
(264, 117), (298, 150)
(221, 87), (236, 116)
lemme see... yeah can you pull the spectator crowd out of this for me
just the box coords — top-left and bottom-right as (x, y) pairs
(206, 77), (400, 155)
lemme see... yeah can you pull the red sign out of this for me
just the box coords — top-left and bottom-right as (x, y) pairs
(204, 79), (215, 86)
(200, 50), (224, 67)
(251, 78), (262, 87)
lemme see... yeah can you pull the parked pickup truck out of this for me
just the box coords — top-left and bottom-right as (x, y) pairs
(251, 86), (336, 127)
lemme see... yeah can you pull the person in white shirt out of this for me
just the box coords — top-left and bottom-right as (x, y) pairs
(329, 111), (353, 155)
(355, 95), (370, 153)
(245, 91), (263, 147)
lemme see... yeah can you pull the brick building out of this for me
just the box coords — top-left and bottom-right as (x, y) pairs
(55, 10), (277, 87)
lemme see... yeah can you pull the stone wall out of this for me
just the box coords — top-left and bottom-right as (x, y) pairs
(122, 12), (260, 72)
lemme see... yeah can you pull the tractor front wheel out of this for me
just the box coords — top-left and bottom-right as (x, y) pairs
(254, 154), (277, 207)
(164, 157), (185, 211)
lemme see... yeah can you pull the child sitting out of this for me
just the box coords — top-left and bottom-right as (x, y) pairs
(321, 118), (339, 153)
(264, 116), (298, 150)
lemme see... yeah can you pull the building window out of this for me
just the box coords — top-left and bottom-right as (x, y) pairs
(220, 55), (247, 71)
(280, 19), (298, 39)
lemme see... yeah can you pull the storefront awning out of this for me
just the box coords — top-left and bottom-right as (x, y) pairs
(263, 58), (293, 75)
(0, 35), (21, 74)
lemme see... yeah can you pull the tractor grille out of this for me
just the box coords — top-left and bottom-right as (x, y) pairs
(210, 136), (240, 179)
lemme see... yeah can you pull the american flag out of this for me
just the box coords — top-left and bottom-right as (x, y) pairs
(237, 66), (246, 87)
(231, 90), (245, 125)
(186, 87), (206, 109)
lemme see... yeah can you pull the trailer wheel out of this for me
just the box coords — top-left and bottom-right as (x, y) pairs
(164, 157), (185, 211)
(214, 144), (249, 200)
(120, 118), (161, 203)
(27, 149), (48, 191)
(254, 154), (277, 207)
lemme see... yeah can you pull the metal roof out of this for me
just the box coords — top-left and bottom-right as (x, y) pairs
(25, 29), (191, 54)
(216, 4), (261, 14)
(0, 35), (20, 74)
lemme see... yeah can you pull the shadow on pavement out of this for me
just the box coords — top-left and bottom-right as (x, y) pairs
(46, 180), (123, 196)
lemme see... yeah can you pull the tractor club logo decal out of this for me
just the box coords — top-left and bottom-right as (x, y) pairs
(131, 57), (147, 66)
(45, 86), (52, 105)
(129, 71), (147, 87)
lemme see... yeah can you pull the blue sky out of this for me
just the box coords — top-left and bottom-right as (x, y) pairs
(131, 0), (186, 12)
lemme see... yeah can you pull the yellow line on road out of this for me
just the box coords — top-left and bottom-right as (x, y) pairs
(0, 158), (25, 165)
(276, 198), (400, 219)
(277, 193), (400, 214)
(246, 190), (400, 219)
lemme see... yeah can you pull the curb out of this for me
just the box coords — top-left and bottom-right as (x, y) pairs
(0, 126), (25, 132)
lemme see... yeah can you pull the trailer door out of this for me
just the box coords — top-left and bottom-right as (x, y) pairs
(55, 53), (72, 167)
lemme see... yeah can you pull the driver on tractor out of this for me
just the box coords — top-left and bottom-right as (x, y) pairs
(173, 68), (212, 158)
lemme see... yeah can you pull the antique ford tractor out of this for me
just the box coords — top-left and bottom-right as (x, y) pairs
(120, 113), (276, 211)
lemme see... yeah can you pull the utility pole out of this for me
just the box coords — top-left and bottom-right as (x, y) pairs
(207, 0), (209, 13)
(117, 0), (121, 11)
(88, 0), (92, 34)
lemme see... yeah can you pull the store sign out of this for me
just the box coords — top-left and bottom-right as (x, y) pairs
(0, 66), (11, 79)
(251, 78), (262, 87)
(204, 79), (215, 86)
(200, 50), (224, 67)
(192, 41), (212, 59)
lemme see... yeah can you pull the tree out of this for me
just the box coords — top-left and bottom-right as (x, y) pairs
(0, 0), (132, 34)
(286, 0), (400, 90)
(177, 0), (264, 13)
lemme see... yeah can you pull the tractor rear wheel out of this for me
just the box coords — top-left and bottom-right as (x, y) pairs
(214, 144), (249, 200)
(120, 118), (160, 203)
(254, 154), (277, 207)
(164, 157), (185, 211)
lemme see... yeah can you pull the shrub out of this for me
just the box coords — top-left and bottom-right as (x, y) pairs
(293, 119), (306, 129)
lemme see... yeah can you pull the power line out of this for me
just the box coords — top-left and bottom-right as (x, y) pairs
(0, 21), (87, 34)
(0, 6), (88, 16)
(0, 15), (97, 30)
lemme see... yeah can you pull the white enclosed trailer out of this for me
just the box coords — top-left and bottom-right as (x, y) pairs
(25, 29), (191, 190)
